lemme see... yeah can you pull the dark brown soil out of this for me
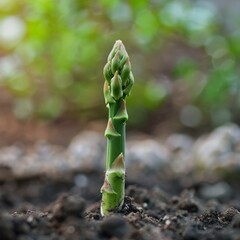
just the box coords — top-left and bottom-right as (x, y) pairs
(0, 168), (240, 240)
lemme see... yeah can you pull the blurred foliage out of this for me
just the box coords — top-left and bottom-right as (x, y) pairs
(0, 0), (239, 129)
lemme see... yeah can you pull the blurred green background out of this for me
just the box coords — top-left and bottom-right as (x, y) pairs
(0, 0), (240, 133)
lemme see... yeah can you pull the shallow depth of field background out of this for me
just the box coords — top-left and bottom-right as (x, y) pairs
(0, 0), (240, 144)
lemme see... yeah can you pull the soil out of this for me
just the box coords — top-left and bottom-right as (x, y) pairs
(0, 92), (240, 239)
(0, 167), (240, 240)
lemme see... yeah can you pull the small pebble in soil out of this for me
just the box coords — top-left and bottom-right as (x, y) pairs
(67, 131), (105, 171)
(74, 174), (88, 188)
(193, 123), (240, 171)
(126, 139), (170, 169)
(166, 134), (194, 173)
(100, 215), (130, 239)
(166, 134), (194, 153)
(199, 182), (232, 200)
(26, 215), (38, 228)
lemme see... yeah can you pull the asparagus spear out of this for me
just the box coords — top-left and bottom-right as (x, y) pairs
(101, 40), (134, 216)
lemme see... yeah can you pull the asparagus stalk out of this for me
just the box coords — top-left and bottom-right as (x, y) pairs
(101, 40), (134, 216)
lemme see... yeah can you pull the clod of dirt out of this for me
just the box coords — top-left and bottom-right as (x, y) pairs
(100, 215), (130, 239)
(0, 212), (14, 240)
(231, 214), (240, 228)
(47, 194), (86, 222)
(126, 185), (169, 210)
(182, 226), (202, 240)
(176, 191), (199, 213)
(221, 208), (240, 222)
(199, 210), (221, 226)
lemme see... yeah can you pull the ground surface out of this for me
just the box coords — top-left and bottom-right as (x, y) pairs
(0, 167), (240, 240)
(0, 110), (240, 240)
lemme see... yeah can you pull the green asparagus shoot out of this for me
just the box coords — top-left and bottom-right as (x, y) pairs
(101, 40), (134, 216)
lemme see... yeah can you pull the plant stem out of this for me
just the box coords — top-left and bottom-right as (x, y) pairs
(101, 40), (134, 216)
(107, 101), (125, 168)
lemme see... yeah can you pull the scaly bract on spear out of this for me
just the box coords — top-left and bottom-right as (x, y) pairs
(101, 40), (134, 216)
